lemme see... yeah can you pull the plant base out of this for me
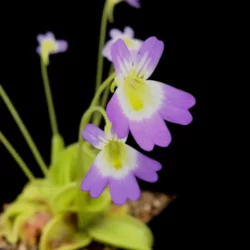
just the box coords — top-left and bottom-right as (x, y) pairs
(0, 192), (175, 250)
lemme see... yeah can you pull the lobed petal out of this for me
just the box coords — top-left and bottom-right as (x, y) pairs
(134, 37), (164, 79)
(102, 40), (113, 61)
(110, 28), (123, 39)
(158, 81), (196, 109)
(129, 112), (171, 151)
(45, 31), (55, 40)
(109, 173), (140, 205)
(82, 124), (109, 149)
(55, 40), (68, 53)
(81, 163), (108, 198)
(147, 80), (195, 125)
(126, 145), (161, 182)
(111, 39), (132, 78)
(124, 26), (134, 38)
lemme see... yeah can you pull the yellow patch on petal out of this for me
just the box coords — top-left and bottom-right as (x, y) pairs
(123, 38), (135, 48)
(103, 141), (127, 170)
(123, 74), (153, 111)
(41, 39), (57, 65)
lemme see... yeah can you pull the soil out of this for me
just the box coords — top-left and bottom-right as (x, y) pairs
(0, 191), (175, 250)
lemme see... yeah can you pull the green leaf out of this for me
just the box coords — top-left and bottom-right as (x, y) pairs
(82, 188), (111, 213)
(75, 142), (96, 178)
(8, 211), (33, 244)
(17, 179), (52, 203)
(52, 182), (77, 213)
(49, 143), (79, 186)
(0, 213), (12, 240)
(54, 233), (92, 250)
(51, 134), (65, 165)
(39, 214), (91, 250)
(2, 201), (40, 224)
(88, 214), (154, 250)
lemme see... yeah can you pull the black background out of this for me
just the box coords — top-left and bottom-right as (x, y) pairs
(0, 0), (208, 249)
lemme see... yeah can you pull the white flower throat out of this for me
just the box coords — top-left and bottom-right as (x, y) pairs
(103, 141), (127, 170)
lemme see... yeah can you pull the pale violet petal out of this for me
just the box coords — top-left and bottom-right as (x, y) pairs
(111, 39), (133, 78)
(81, 163), (108, 198)
(109, 173), (140, 205)
(134, 37), (164, 79)
(125, 0), (141, 8)
(129, 112), (171, 151)
(103, 40), (113, 61)
(124, 26), (134, 38)
(82, 124), (109, 149)
(106, 89), (129, 139)
(110, 28), (123, 39)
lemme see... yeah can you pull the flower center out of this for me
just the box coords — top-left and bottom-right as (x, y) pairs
(41, 39), (57, 65)
(123, 75), (152, 111)
(103, 141), (127, 170)
(123, 38), (134, 48)
(41, 39), (57, 54)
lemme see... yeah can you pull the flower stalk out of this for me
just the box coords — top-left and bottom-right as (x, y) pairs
(0, 85), (48, 176)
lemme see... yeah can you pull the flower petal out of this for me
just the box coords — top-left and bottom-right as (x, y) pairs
(109, 178), (128, 205)
(110, 28), (123, 39)
(126, 145), (161, 182)
(55, 40), (68, 53)
(160, 105), (193, 125)
(36, 46), (41, 54)
(136, 149), (162, 172)
(156, 81), (196, 109)
(129, 112), (171, 151)
(124, 173), (140, 201)
(37, 35), (45, 43)
(81, 164), (108, 198)
(134, 165), (159, 183)
(106, 90), (129, 139)
(109, 173), (140, 205)
(111, 39), (132, 78)
(124, 26), (134, 38)
(103, 40), (113, 61)
(129, 120), (154, 151)
(147, 112), (172, 148)
(134, 37), (164, 79)
(45, 31), (55, 40)
(82, 124), (108, 149)
(125, 0), (141, 8)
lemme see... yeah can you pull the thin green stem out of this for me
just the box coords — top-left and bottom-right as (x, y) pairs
(93, 65), (114, 126)
(40, 58), (58, 135)
(0, 132), (35, 181)
(0, 85), (48, 176)
(78, 106), (111, 141)
(91, 72), (115, 114)
(95, 0), (109, 92)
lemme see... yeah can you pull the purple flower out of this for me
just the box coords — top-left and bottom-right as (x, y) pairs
(81, 124), (161, 205)
(103, 26), (143, 62)
(106, 37), (196, 151)
(124, 0), (141, 8)
(36, 31), (68, 65)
